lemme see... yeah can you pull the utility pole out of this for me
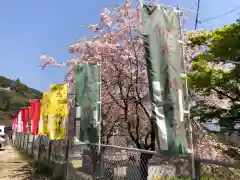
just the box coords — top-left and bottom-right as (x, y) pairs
(194, 0), (201, 30)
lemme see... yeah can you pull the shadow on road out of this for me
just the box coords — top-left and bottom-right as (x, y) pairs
(0, 161), (23, 164)
(0, 164), (31, 180)
(6, 162), (51, 180)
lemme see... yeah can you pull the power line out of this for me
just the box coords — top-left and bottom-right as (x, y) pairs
(189, 2), (198, 10)
(198, 5), (240, 24)
(194, 0), (201, 30)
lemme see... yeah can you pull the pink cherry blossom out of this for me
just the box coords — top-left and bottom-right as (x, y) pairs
(39, 1), (234, 162)
(39, 0), (152, 147)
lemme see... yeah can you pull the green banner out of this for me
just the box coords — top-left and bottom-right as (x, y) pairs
(140, 5), (188, 155)
(75, 63), (100, 144)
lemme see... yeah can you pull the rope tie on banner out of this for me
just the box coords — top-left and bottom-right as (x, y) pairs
(138, 0), (198, 13)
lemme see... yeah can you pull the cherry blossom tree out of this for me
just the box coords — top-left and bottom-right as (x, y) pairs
(40, 1), (155, 178)
(40, 0), (211, 178)
(40, 1), (240, 178)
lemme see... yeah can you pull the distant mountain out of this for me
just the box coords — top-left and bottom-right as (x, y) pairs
(0, 76), (42, 126)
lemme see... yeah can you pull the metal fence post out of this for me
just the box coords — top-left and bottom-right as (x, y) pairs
(100, 146), (104, 180)
(92, 146), (98, 180)
(192, 157), (201, 180)
(95, 145), (104, 180)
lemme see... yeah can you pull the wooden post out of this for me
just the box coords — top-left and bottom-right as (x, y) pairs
(16, 132), (18, 147)
(193, 158), (201, 180)
(64, 139), (70, 180)
(24, 133), (28, 150)
(23, 133), (26, 150)
(20, 132), (24, 149)
(26, 133), (30, 152)
(26, 107), (31, 153)
(38, 135), (43, 161)
(48, 140), (52, 162)
(18, 132), (21, 149)
(31, 135), (35, 156)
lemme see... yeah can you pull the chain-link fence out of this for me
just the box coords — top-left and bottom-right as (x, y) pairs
(13, 131), (240, 180)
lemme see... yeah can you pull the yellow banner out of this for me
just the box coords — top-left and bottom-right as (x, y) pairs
(48, 84), (68, 140)
(39, 92), (50, 135)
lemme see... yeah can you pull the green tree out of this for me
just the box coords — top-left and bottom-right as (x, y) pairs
(15, 78), (21, 85)
(188, 19), (240, 129)
(12, 78), (25, 94)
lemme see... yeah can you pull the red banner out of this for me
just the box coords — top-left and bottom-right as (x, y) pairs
(17, 111), (23, 132)
(21, 107), (29, 133)
(12, 114), (18, 130)
(29, 100), (41, 135)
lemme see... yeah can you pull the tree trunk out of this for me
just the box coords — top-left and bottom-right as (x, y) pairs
(140, 153), (152, 180)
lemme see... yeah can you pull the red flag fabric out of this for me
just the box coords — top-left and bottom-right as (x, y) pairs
(21, 107), (29, 133)
(17, 111), (23, 132)
(12, 114), (18, 130)
(29, 100), (41, 135)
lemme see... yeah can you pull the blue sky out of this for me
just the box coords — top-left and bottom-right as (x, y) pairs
(0, 0), (239, 92)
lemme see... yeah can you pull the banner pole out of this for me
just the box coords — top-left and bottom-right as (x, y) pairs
(176, 7), (196, 179)
(97, 62), (104, 180)
(97, 62), (101, 154)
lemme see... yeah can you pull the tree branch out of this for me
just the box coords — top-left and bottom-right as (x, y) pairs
(108, 92), (124, 109)
(211, 86), (238, 102)
(136, 89), (151, 120)
(127, 120), (142, 149)
(135, 103), (140, 144)
(144, 130), (151, 148)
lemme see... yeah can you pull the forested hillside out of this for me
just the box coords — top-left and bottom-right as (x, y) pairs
(0, 76), (42, 126)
